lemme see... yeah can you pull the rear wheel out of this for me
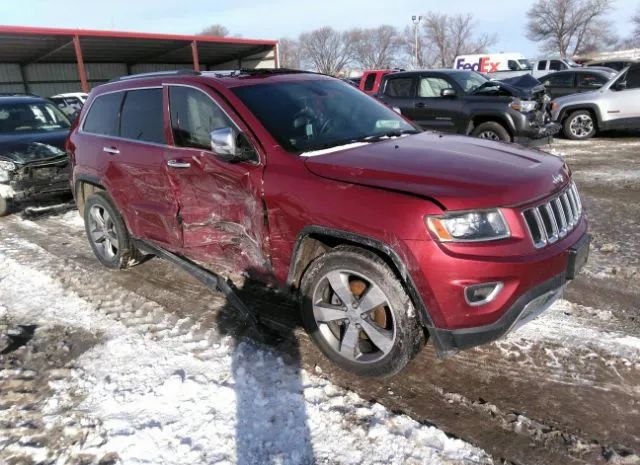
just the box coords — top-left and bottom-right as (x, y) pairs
(0, 196), (12, 217)
(84, 192), (142, 269)
(471, 121), (511, 142)
(563, 110), (596, 140)
(300, 246), (425, 377)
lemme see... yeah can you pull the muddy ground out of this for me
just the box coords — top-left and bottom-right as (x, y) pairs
(1, 133), (639, 465)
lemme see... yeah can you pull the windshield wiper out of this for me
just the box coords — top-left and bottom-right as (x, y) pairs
(359, 129), (420, 143)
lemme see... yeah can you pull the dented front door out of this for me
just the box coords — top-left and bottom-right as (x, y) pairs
(163, 84), (270, 276)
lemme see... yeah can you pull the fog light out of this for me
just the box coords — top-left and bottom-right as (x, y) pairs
(464, 282), (503, 306)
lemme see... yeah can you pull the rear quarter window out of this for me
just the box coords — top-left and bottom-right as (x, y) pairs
(83, 92), (124, 137)
(363, 73), (377, 91)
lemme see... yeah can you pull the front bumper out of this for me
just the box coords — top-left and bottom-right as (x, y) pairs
(430, 273), (564, 352)
(402, 224), (589, 355)
(1, 158), (71, 202)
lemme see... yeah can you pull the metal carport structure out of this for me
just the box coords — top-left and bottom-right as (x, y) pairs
(0, 25), (279, 96)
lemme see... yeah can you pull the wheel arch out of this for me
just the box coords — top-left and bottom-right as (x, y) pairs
(469, 113), (515, 139)
(74, 175), (105, 216)
(558, 104), (603, 128)
(287, 226), (444, 347)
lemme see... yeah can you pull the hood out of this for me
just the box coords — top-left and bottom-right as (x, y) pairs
(554, 87), (602, 105)
(0, 130), (68, 164)
(485, 74), (545, 99)
(303, 132), (569, 211)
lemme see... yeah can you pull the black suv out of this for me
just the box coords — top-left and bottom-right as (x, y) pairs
(0, 94), (71, 216)
(377, 70), (560, 144)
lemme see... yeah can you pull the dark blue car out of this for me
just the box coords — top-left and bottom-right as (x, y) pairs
(0, 95), (72, 216)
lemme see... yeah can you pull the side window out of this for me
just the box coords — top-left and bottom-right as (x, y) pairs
(507, 60), (519, 71)
(625, 66), (640, 89)
(537, 61), (547, 71)
(119, 88), (164, 144)
(418, 77), (452, 97)
(363, 73), (377, 91)
(384, 77), (414, 98)
(169, 86), (233, 150)
(83, 92), (123, 136)
(549, 60), (563, 71)
(545, 73), (574, 87)
(576, 73), (608, 88)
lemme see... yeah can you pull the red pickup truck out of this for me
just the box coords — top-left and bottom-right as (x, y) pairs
(68, 69), (589, 377)
(358, 69), (398, 95)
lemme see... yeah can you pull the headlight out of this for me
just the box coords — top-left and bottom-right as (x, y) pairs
(0, 160), (16, 171)
(426, 209), (510, 242)
(510, 100), (537, 113)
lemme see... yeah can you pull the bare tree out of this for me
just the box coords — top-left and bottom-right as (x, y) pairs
(278, 38), (301, 69)
(199, 24), (229, 37)
(526, 0), (616, 57)
(349, 25), (401, 69)
(633, 6), (640, 46)
(420, 13), (496, 68)
(298, 27), (353, 75)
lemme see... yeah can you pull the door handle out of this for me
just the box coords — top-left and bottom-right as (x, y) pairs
(415, 102), (426, 108)
(103, 146), (120, 155)
(167, 160), (191, 169)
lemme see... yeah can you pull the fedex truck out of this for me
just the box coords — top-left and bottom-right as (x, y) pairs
(453, 53), (533, 79)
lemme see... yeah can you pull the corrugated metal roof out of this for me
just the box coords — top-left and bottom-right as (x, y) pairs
(0, 25), (277, 65)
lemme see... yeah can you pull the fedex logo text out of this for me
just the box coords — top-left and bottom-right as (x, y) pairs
(456, 57), (500, 73)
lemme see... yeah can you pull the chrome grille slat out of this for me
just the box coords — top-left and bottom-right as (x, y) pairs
(522, 183), (583, 249)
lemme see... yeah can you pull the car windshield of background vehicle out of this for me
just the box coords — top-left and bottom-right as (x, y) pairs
(0, 102), (70, 134)
(450, 72), (488, 93)
(232, 79), (417, 153)
(518, 59), (533, 70)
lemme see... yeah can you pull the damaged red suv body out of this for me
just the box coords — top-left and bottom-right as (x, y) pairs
(68, 69), (589, 377)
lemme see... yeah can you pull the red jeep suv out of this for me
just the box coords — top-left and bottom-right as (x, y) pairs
(67, 69), (589, 377)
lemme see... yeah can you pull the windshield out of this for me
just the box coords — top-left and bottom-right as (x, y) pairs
(232, 79), (417, 153)
(518, 59), (533, 70)
(0, 102), (70, 134)
(449, 72), (489, 93)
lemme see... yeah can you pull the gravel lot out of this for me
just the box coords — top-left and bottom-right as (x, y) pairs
(0, 134), (639, 465)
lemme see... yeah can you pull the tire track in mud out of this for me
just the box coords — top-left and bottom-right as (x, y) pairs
(1, 214), (639, 465)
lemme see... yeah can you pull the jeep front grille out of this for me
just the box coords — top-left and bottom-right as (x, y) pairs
(522, 182), (582, 248)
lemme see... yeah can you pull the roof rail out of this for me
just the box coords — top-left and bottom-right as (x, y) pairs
(0, 92), (42, 98)
(108, 69), (201, 83)
(202, 68), (317, 78)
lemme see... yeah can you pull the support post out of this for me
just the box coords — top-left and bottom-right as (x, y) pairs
(274, 43), (280, 69)
(72, 35), (89, 93)
(191, 40), (200, 71)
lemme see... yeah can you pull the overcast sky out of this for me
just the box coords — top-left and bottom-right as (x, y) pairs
(0, 0), (637, 57)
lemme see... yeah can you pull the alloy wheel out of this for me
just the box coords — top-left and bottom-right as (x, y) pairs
(88, 205), (119, 260)
(312, 269), (396, 363)
(569, 114), (594, 138)
(478, 130), (501, 141)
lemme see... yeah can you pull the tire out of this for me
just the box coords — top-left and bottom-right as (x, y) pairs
(471, 121), (511, 142)
(84, 191), (143, 270)
(563, 110), (596, 140)
(0, 196), (12, 217)
(300, 246), (425, 378)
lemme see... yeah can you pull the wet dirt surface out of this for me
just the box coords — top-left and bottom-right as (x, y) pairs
(1, 134), (639, 465)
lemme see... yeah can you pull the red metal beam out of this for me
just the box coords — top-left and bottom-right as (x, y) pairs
(191, 40), (200, 71)
(0, 25), (278, 46)
(72, 35), (89, 93)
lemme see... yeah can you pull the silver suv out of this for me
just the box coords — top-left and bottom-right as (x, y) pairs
(550, 63), (640, 140)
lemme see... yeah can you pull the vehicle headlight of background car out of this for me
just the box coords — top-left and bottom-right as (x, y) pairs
(426, 209), (511, 242)
(0, 157), (16, 183)
(509, 100), (538, 113)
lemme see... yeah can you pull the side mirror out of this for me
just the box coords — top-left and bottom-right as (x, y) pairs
(210, 127), (257, 163)
(441, 88), (457, 98)
(210, 127), (238, 160)
(613, 80), (627, 91)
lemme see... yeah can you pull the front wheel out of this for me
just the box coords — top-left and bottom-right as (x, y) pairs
(300, 246), (425, 378)
(84, 191), (143, 270)
(471, 121), (511, 142)
(563, 110), (596, 140)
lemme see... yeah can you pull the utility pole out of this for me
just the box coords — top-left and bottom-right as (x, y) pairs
(412, 15), (422, 69)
